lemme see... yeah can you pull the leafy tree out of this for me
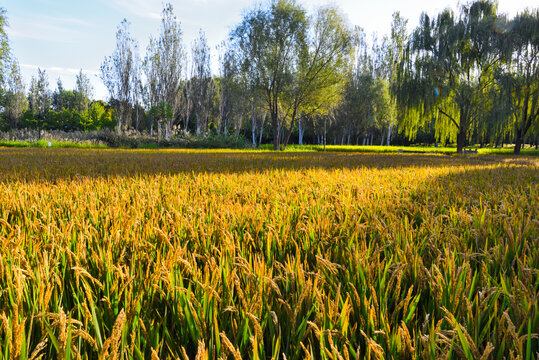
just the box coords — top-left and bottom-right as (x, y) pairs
(89, 100), (114, 129)
(385, 12), (408, 145)
(232, 1), (353, 150)
(3, 60), (28, 129)
(144, 3), (185, 138)
(52, 78), (66, 111)
(280, 5), (354, 148)
(75, 69), (94, 113)
(191, 29), (213, 135)
(0, 7), (10, 88)
(498, 10), (539, 154)
(232, 0), (308, 150)
(28, 68), (52, 138)
(101, 19), (138, 133)
(396, 0), (505, 153)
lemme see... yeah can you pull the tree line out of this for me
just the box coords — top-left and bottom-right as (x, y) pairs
(0, 1), (537, 153)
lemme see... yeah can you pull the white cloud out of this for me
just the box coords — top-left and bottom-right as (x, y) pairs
(105, 0), (161, 20)
(6, 15), (89, 43)
(20, 64), (98, 77)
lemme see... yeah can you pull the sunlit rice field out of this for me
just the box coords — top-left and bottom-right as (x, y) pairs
(0, 148), (537, 359)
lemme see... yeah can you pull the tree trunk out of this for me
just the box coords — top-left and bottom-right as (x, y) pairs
(456, 127), (466, 154)
(259, 112), (266, 147)
(272, 111), (279, 151)
(323, 117), (327, 151)
(514, 131), (523, 155)
(380, 131), (385, 146)
(185, 95), (190, 132)
(386, 123), (392, 146)
(298, 118), (304, 145)
(251, 103), (257, 147)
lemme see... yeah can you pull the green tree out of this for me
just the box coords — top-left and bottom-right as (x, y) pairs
(280, 4), (354, 148)
(75, 69), (94, 114)
(232, 0), (308, 150)
(396, 0), (504, 153)
(499, 10), (539, 154)
(191, 29), (213, 135)
(28, 68), (51, 138)
(101, 19), (138, 134)
(232, 1), (353, 150)
(3, 60), (28, 129)
(144, 3), (184, 138)
(0, 7), (10, 88)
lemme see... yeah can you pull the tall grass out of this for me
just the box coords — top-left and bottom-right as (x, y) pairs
(0, 149), (537, 359)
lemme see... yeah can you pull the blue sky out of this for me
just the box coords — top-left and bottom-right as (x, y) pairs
(3, 0), (537, 100)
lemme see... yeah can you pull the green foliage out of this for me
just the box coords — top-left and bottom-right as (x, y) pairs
(0, 7), (9, 87)
(397, 0), (505, 153)
(0, 139), (106, 148)
(95, 131), (252, 149)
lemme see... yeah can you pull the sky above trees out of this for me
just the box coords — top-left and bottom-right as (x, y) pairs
(3, 0), (537, 100)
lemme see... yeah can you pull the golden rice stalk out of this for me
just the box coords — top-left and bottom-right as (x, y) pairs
(195, 340), (207, 360)
(57, 308), (67, 360)
(98, 309), (126, 360)
(219, 332), (242, 360)
(28, 339), (48, 360)
(246, 312), (263, 340)
(360, 330), (385, 360)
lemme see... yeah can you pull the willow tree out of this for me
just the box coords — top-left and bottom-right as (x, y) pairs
(396, 0), (504, 153)
(500, 10), (539, 154)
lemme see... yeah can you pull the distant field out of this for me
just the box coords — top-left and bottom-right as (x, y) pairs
(3, 139), (539, 156)
(0, 148), (537, 359)
(259, 144), (539, 155)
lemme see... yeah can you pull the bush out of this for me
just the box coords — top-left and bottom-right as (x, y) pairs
(95, 131), (252, 149)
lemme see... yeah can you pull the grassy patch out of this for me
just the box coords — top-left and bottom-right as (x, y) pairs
(0, 139), (107, 148)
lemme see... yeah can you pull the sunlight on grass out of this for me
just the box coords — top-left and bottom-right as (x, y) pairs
(0, 149), (537, 358)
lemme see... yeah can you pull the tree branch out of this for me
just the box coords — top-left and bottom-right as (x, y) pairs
(438, 107), (460, 129)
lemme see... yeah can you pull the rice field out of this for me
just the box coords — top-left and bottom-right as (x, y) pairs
(0, 148), (537, 359)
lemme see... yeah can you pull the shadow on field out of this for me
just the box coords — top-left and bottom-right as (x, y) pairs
(0, 148), (536, 183)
